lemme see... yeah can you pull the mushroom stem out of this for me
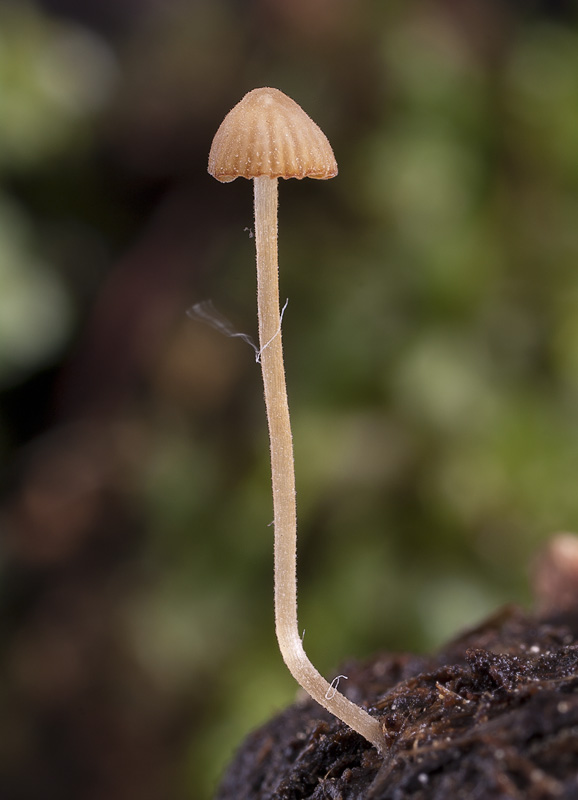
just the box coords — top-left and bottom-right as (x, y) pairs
(253, 175), (386, 753)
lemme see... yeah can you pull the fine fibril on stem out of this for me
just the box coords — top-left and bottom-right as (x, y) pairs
(209, 87), (386, 753)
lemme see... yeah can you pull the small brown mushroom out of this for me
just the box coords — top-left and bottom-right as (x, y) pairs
(533, 532), (578, 614)
(209, 88), (385, 752)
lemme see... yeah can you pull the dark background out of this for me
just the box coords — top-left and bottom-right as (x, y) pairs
(1, 1), (578, 798)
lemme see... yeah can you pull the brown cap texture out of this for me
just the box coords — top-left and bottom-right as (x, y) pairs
(208, 87), (337, 183)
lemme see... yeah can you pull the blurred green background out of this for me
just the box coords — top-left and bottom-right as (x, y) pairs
(1, 0), (578, 797)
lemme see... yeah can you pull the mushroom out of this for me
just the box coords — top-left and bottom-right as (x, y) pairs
(209, 87), (385, 752)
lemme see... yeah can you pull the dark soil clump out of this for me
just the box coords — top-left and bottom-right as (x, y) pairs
(216, 604), (578, 799)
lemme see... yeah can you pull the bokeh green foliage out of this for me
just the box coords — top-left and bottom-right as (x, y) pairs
(2, 2), (578, 799)
(0, 1), (117, 389)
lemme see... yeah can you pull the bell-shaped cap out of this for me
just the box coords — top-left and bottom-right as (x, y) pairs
(208, 87), (337, 183)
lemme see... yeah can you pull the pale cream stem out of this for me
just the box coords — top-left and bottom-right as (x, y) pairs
(253, 175), (385, 752)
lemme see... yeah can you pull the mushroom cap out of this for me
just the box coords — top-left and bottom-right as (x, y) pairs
(208, 87), (337, 183)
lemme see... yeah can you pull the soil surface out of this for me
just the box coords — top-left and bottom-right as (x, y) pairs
(216, 550), (578, 799)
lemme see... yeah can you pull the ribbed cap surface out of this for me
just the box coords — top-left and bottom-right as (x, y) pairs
(208, 87), (337, 183)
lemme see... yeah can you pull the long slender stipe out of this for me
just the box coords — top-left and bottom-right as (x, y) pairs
(253, 175), (385, 752)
